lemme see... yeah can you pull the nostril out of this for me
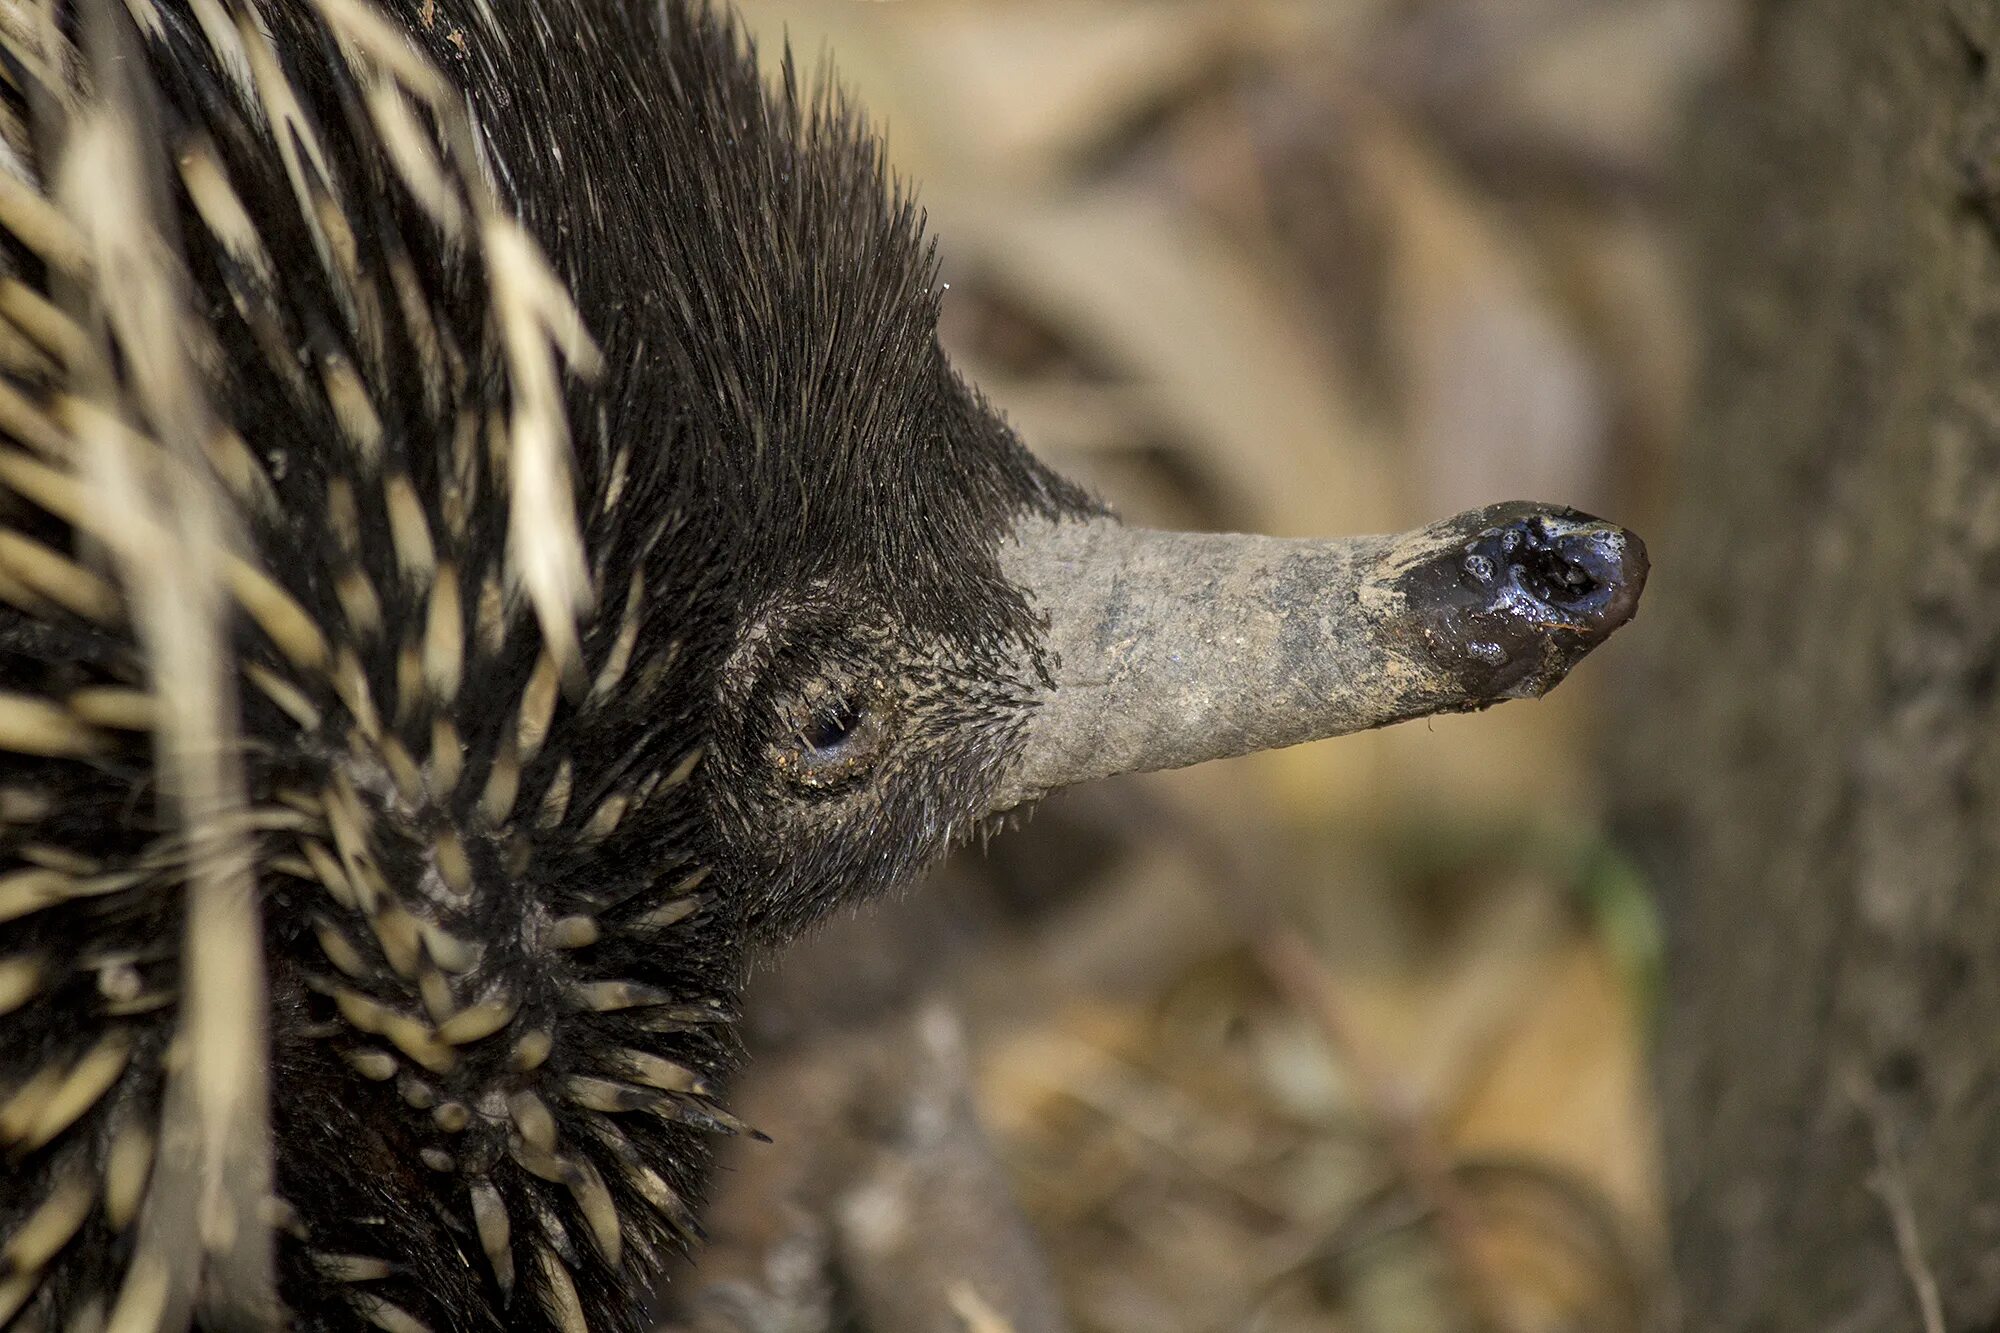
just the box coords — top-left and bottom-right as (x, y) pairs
(1526, 553), (1594, 603)
(1527, 534), (1611, 603)
(1488, 521), (1644, 614)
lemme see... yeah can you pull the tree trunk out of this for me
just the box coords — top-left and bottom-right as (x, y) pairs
(1622, 1), (2000, 1327)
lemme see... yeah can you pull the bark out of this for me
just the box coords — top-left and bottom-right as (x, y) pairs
(1620, 1), (2000, 1327)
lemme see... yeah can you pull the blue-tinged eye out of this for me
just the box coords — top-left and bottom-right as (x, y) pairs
(800, 697), (866, 754)
(773, 674), (890, 792)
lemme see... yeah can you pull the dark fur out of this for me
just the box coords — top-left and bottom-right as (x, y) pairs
(0, 2), (1096, 1330)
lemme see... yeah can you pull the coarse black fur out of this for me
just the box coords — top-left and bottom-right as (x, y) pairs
(0, 2), (1098, 1330)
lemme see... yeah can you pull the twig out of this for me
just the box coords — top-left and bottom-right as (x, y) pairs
(1850, 1076), (1945, 1333)
(1104, 784), (1536, 1330)
(948, 1283), (1020, 1333)
(1254, 927), (1532, 1333)
(1187, 1186), (1429, 1333)
(1012, 1029), (1296, 1224)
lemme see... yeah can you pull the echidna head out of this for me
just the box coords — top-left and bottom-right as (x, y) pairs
(0, 2), (1644, 1331)
(444, 0), (1104, 950)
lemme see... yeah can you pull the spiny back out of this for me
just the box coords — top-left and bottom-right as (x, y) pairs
(0, 2), (1082, 1331)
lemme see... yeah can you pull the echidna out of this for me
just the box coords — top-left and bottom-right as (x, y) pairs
(0, 2), (1646, 1330)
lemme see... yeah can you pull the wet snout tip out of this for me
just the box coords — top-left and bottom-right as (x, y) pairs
(1400, 503), (1650, 700)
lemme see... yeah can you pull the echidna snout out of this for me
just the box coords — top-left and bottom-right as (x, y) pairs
(0, 2), (1645, 1331)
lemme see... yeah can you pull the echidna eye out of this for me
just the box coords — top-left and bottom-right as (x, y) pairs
(773, 677), (890, 791)
(800, 697), (865, 753)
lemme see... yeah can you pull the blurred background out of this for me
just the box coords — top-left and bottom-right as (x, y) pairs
(694, 3), (1734, 1329)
